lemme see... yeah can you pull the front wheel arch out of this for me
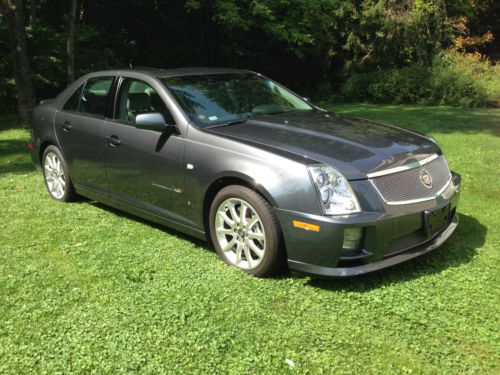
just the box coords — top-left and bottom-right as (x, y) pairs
(202, 175), (277, 240)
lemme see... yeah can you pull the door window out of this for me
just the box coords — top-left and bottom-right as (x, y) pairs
(79, 77), (114, 118)
(115, 78), (175, 124)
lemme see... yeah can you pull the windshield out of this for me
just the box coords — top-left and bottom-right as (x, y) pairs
(162, 73), (314, 127)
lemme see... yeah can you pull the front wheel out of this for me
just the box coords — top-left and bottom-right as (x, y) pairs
(209, 185), (284, 277)
(42, 145), (76, 202)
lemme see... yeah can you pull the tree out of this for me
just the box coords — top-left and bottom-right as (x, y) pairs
(67, 0), (77, 84)
(0, 0), (34, 124)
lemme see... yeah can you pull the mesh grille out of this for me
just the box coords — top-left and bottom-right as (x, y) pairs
(370, 155), (451, 204)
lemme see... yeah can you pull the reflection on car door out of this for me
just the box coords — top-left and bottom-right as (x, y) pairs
(103, 77), (192, 227)
(54, 76), (115, 192)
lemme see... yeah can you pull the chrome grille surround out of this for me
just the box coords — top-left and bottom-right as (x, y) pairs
(369, 155), (452, 205)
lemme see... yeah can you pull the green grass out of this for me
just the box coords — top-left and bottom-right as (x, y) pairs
(1, 104), (499, 374)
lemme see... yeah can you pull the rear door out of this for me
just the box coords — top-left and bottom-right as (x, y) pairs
(54, 76), (116, 191)
(103, 77), (190, 225)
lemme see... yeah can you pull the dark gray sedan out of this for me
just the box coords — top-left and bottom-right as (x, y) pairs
(30, 68), (461, 277)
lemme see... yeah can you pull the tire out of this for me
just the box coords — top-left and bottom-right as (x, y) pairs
(41, 145), (76, 202)
(209, 185), (284, 277)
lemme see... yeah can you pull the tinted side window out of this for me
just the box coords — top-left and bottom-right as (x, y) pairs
(79, 77), (114, 118)
(63, 84), (84, 112)
(115, 78), (175, 124)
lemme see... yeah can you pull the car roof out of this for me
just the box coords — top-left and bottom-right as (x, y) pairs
(118, 67), (255, 78)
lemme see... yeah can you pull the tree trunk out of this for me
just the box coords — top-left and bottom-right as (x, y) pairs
(29, 0), (35, 24)
(67, 0), (77, 84)
(0, 0), (35, 124)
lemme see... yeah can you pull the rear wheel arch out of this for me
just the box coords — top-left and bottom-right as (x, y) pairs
(39, 140), (55, 166)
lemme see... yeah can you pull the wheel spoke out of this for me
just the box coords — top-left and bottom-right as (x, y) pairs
(55, 181), (62, 195)
(218, 211), (235, 228)
(240, 203), (248, 225)
(245, 217), (258, 230)
(222, 238), (237, 252)
(46, 155), (54, 169)
(235, 242), (242, 264)
(44, 164), (53, 174)
(248, 240), (265, 259)
(228, 202), (239, 224)
(243, 245), (253, 268)
(216, 227), (235, 236)
(55, 158), (62, 174)
(248, 231), (264, 241)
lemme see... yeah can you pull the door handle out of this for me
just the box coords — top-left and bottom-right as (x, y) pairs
(105, 135), (121, 147)
(62, 122), (72, 132)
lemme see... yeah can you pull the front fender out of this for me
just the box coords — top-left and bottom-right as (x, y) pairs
(207, 170), (279, 208)
(183, 126), (321, 229)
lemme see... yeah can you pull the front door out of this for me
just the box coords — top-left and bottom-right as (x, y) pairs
(54, 76), (115, 192)
(103, 78), (190, 226)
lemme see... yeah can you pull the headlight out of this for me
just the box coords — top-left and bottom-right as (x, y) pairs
(308, 164), (361, 215)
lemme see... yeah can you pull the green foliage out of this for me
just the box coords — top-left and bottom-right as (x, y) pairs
(0, 0), (497, 113)
(429, 50), (500, 107)
(1, 107), (499, 372)
(339, 50), (500, 107)
(344, 0), (447, 70)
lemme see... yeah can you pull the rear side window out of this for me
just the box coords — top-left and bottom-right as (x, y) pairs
(79, 77), (114, 118)
(63, 84), (84, 112)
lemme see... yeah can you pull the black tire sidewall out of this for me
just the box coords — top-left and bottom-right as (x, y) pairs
(42, 145), (75, 202)
(209, 185), (282, 277)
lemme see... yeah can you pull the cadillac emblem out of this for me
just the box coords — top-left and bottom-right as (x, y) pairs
(420, 169), (433, 189)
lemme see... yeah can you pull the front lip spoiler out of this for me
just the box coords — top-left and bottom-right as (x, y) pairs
(288, 214), (459, 277)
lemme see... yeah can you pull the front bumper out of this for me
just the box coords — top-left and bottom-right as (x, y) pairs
(275, 172), (461, 277)
(288, 215), (458, 277)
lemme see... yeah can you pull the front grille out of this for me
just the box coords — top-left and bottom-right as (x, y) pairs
(370, 155), (451, 204)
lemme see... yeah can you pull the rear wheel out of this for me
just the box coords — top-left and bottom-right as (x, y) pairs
(209, 185), (284, 277)
(42, 145), (76, 202)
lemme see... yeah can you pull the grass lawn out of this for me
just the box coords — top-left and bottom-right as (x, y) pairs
(0, 104), (499, 373)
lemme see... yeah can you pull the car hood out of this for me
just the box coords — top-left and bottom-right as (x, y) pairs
(205, 111), (440, 180)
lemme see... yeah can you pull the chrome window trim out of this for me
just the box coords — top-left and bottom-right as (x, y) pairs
(366, 154), (440, 178)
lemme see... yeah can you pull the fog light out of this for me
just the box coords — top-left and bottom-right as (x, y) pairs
(343, 228), (362, 251)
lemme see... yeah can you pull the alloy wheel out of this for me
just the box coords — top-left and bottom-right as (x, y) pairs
(215, 198), (266, 270)
(44, 151), (66, 199)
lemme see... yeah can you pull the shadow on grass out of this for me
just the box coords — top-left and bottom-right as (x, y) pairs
(88, 201), (210, 250)
(0, 139), (35, 175)
(307, 213), (486, 291)
(0, 115), (24, 132)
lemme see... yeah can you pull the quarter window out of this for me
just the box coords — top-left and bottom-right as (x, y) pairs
(115, 78), (175, 124)
(63, 83), (84, 112)
(79, 77), (114, 118)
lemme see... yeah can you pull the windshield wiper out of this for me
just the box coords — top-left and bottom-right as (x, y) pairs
(205, 117), (250, 129)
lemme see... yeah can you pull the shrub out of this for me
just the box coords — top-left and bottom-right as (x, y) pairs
(338, 50), (500, 107)
(429, 50), (499, 107)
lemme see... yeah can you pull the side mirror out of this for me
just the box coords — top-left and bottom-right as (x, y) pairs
(135, 112), (174, 132)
